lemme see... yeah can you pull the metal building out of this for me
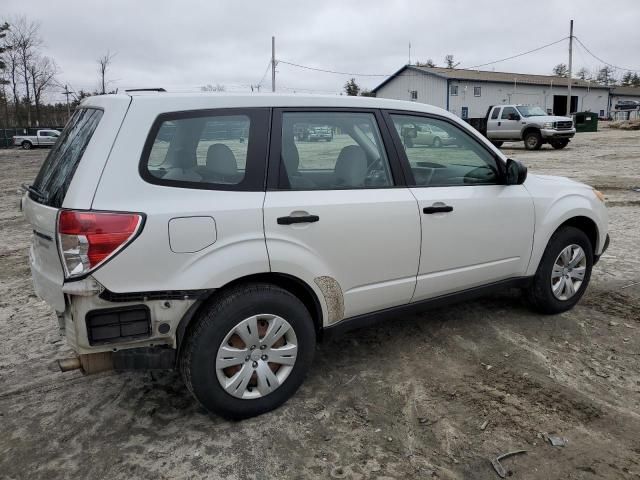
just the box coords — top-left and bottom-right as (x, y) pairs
(372, 66), (610, 120)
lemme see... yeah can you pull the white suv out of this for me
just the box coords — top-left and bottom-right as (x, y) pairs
(22, 92), (609, 418)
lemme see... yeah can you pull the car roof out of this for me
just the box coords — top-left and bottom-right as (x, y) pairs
(80, 92), (457, 119)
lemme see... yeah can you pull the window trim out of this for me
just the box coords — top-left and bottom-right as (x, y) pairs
(381, 109), (507, 188)
(266, 107), (407, 191)
(450, 85), (458, 96)
(139, 107), (270, 192)
(474, 86), (481, 97)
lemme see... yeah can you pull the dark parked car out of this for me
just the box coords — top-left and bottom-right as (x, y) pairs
(615, 100), (640, 111)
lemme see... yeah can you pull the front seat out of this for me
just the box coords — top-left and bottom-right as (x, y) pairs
(334, 145), (367, 187)
(204, 144), (238, 183)
(162, 147), (202, 182)
(282, 139), (315, 188)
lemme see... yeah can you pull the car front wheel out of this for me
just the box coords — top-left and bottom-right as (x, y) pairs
(526, 226), (593, 314)
(524, 131), (543, 150)
(180, 283), (316, 419)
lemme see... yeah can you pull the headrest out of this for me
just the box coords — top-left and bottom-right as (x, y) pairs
(206, 144), (237, 177)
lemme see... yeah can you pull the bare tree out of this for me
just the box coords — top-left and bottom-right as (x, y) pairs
(444, 54), (457, 69)
(97, 51), (115, 94)
(576, 67), (590, 81)
(201, 83), (226, 92)
(29, 55), (58, 125)
(9, 16), (42, 126)
(416, 59), (436, 68)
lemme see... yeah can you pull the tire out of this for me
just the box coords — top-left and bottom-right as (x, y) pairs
(523, 131), (543, 150)
(180, 283), (316, 419)
(432, 137), (442, 148)
(404, 137), (413, 148)
(526, 226), (593, 314)
(550, 139), (569, 150)
(491, 141), (504, 148)
(21, 141), (32, 150)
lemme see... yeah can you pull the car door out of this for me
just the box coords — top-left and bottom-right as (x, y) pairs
(263, 109), (421, 320)
(39, 131), (55, 146)
(486, 106), (502, 138)
(384, 112), (534, 301)
(498, 106), (522, 139)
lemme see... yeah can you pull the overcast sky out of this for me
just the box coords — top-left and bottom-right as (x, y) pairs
(3, 0), (639, 101)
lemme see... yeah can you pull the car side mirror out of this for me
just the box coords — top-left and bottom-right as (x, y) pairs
(506, 159), (527, 185)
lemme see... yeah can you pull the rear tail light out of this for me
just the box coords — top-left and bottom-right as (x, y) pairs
(57, 210), (143, 279)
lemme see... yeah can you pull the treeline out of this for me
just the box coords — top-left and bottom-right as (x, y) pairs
(0, 16), (113, 129)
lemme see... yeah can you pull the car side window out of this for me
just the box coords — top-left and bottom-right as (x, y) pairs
(501, 107), (517, 120)
(278, 111), (393, 190)
(490, 107), (500, 120)
(390, 114), (500, 187)
(144, 113), (252, 187)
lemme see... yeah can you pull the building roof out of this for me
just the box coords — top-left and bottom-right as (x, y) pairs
(611, 86), (640, 96)
(372, 65), (610, 92)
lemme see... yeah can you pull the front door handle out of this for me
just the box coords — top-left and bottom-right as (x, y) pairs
(277, 215), (320, 225)
(423, 205), (453, 214)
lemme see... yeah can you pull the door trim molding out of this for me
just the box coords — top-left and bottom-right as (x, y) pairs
(322, 276), (532, 340)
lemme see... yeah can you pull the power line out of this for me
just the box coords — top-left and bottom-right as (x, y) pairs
(278, 37), (571, 79)
(462, 37), (569, 70)
(574, 36), (640, 72)
(256, 60), (272, 89)
(277, 60), (391, 77)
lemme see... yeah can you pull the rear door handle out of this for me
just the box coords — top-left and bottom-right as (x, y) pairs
(277, 215), (320, 225)
(423, 205), (453, 214)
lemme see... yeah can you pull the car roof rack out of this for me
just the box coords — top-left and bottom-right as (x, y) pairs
(125, 88), (166, 93)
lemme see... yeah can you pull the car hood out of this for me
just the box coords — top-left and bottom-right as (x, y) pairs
(524, 115), (573, 123)
(525, 173), (591, 191)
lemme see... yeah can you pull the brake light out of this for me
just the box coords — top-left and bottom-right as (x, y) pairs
(58, 210), (143, 278)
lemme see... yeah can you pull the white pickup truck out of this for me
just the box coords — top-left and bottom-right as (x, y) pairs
(13, 129), (61, 149)
(469, 105), (576, 150)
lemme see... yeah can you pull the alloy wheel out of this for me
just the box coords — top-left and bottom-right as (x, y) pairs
(551, 244), (587, 300)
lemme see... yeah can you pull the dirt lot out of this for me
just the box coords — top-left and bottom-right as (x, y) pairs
(1, 127), (639, 479)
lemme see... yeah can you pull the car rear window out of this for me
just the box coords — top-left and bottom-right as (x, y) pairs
(31, 108), (103, 207)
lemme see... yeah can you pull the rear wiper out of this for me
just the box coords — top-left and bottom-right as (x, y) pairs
(21, 183), (48, 202)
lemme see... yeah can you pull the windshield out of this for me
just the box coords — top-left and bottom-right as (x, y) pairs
(516, 106), (547, 117)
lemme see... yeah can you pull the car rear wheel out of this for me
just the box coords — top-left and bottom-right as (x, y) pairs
(21, 141), (32, 150)
(524, 131), (543, 150)
(180, 283), (316, 419)
(550, 139), (569, 149)
(432, 137), (442, 148)
(526, 226), (593, 314)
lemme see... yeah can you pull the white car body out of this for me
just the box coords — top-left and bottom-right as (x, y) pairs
(22, 92), (608, 365)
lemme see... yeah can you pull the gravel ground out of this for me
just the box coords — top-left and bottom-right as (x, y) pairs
(0, 126), (639, 479)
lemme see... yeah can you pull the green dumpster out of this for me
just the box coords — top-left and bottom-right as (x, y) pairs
(573, 112), (598, 133)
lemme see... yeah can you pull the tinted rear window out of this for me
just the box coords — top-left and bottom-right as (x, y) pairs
(31, 108), (103, 207)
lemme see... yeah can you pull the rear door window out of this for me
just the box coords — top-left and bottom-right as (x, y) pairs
(31, 108), (103, 207)
(141, 108), (269, 191)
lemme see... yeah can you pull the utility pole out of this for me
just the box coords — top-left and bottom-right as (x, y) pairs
(567, 19), (574, 116)
(63, 85), (71, 119)
(271, 36), (276, 93)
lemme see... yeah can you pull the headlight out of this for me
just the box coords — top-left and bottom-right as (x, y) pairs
(543, 122), (554, 129)
(593, 189), (606, 203)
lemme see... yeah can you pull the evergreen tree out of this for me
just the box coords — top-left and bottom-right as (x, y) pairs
(344, 78), (360, 96)
(552, 63), (569, 78)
